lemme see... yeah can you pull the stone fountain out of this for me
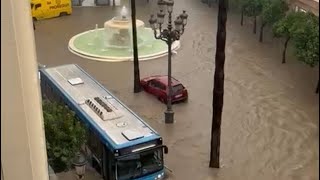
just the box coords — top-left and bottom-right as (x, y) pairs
(68, 6), (180, 62)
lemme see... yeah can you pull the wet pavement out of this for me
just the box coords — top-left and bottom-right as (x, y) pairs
(34, 0), (319, 180)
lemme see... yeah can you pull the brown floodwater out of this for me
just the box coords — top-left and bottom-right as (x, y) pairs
(34, 0), (319, 179)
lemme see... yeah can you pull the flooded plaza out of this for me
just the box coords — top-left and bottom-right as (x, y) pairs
(34, 0), (319, 179)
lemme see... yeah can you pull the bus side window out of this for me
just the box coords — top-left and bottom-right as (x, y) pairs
(35, 3), (41, 10)
(87, 130), (103, 168)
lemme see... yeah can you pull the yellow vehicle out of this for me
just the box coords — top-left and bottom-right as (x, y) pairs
(31, 0), (72, 20)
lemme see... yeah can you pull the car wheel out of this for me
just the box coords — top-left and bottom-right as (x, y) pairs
(183, 97), (189, 103)
(59, 12), (68, 16)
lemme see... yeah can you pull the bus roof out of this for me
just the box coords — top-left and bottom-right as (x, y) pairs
(40, 64), (160, 150)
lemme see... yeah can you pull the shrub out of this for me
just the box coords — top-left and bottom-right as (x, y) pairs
(42, 99), (87, 172)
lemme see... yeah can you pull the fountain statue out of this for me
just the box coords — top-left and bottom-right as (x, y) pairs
(103, 6), (144, 48)
(68, 6), (180, 62)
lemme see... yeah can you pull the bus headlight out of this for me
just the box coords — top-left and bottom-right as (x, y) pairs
(154, 172), (164, 180)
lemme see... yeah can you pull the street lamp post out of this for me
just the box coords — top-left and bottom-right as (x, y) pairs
(72, 152), (88, 179)
(149, 0), (188, 124)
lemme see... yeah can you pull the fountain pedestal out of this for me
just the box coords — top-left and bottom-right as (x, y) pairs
(103, 17), (145, 48)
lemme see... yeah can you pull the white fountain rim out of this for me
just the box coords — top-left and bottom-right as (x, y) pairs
(68, 28), (181, 62)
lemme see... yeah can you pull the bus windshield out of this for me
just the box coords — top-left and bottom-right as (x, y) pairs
(116, 148), (163, 180)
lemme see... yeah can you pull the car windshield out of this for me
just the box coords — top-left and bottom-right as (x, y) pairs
(172, 84), (184, 93)
(116, 148), (163, 180)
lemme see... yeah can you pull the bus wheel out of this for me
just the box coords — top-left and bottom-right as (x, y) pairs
(59, 12), (68, 16)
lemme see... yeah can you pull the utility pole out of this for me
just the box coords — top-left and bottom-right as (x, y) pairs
(131, 0), (142, 93)
(209, 0), (228, 168)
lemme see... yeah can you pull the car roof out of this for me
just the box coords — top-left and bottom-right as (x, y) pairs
(150, 75), (182, 86)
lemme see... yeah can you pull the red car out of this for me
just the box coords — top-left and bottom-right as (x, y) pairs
(140, 75), (188, 103)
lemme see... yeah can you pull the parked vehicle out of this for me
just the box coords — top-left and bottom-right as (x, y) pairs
(140, 75), (188, 103)
(31, 0), (72, 21)
(39, 64), (168, 180)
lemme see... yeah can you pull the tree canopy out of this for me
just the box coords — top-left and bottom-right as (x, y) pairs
(272, 11), (307, 63)
(259, 0), (288, 42)
(243, 0), (264, 33)
(292, 13), (319, 67)
(43, 99), (87, 172)
(261, 0), (288, 26)
(273, 11), (308, 39)
(243, 0), (263, 17)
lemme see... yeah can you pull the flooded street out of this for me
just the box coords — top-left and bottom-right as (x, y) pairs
(34, 0), (319, 179)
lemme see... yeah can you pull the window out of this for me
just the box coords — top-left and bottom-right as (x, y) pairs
(87, 130), (103, 163)
(116, 148), (163, 180)
(299, 8), (307, 13)
(87, 129), (104, 174)
(149, 80), (157, 88)
(172, 84), (184, 93)
(158, 83), (166, 90)
(149, 80), (165, 90)
(35, 3), (41, 10)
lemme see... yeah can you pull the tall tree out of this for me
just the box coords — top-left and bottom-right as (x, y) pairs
(292, 13), (319, 93)
(240, 0), (249, 26)
(131, 0), (142, 93)
(272, 11), (306, 63)
(259, 0), (288, 42)
(243, 0), (263, 34)
(209, 0), (228, 168)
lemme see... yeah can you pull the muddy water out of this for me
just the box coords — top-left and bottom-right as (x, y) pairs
(34, 0), (318, 180)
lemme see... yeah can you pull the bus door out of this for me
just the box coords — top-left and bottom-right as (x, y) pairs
(87, 129), (116, 180)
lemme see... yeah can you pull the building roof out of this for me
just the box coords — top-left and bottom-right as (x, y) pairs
(290, 0), (319, 16)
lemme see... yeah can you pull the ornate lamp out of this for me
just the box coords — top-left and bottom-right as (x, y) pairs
(72, 152), (88, 180)
(149, 0), (189, 124)
(157, 10), (166, 25)
(157, 0), (166, 11)
(149, 14), (158, 30)
(166, 0), (174, 13)
(180, 10), (188, 26)
(174, 17), (183, 32)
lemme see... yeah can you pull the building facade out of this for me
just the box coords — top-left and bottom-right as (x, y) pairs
(289, 0), (319, 16)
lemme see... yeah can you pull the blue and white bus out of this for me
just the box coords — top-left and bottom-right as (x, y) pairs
(39, 64), (168, 180)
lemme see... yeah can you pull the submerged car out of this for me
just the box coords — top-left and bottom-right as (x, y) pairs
(140, 75), (188, 103)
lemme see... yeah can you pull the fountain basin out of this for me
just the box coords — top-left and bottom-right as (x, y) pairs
(68, 28), (180, 62)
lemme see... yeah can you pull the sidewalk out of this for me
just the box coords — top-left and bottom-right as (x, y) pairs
(54, 167), (103, 180)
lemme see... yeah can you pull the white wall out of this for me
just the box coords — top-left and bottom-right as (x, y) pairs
(1, 0), (49, 179)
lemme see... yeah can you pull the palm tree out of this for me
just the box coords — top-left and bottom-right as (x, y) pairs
(209, 0), (228, 168)
(131, 0), (142, 93)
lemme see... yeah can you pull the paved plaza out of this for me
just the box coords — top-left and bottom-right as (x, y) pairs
(34, 0), (319, 180)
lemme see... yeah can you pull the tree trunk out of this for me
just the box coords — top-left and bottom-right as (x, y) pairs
(259, 23), (266, 42)
(316, 79), (319, 94)
(253, 16), (257, 34)
(282, 37), (290, 64)
(209, 0), (227, 169)
(240, 9), (244, 26)
(131, 0), (142, 93)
